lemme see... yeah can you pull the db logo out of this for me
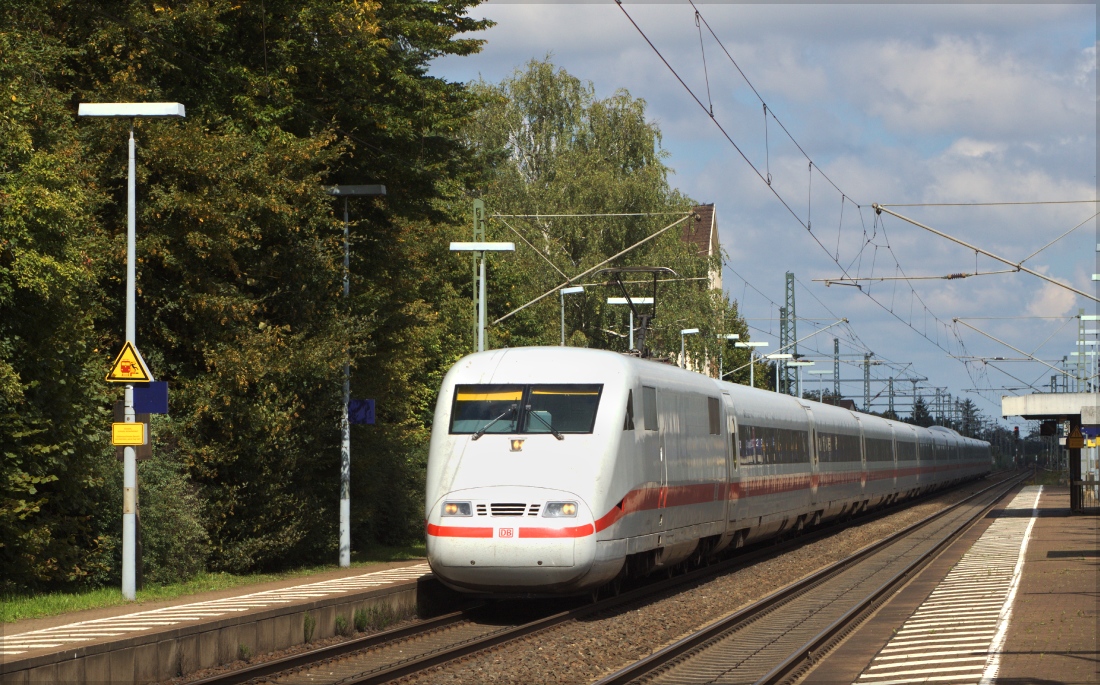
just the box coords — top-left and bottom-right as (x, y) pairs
(498, 528), (514, 538)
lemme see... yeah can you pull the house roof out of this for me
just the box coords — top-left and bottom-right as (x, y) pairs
(683, 204), (716, 257)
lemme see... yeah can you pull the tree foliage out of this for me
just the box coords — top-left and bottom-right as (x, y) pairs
(1, 0), (489, 590)
(461, 60), (757, 376)
(0, 32), (762, 593)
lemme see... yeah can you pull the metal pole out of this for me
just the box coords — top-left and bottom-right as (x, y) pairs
(863, 353), (871, 411)
(122, 124), (137, 601)
(560, 290), (565, 346)
(629, 310), (634, 351)
(339, 198), (351, 568)
(833, 338), (840, 397)
(478, 253), (486, 352)
(775, 360), (780, 393)
(749, 351), (754, 387)
(681, 333), (685, 369)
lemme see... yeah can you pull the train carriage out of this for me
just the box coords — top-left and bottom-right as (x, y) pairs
(426, 347), (991, 596)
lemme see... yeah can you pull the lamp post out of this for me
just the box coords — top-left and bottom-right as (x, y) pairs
(78, 102), (185, 601)
(808, 369), (832, 402)
(326, 185), (386, 568)
(560, 286), (584, 345)
(680, 328), (700, 369)
(716, 334), (739, 379)
(735, 341), (769, 387)
(607, 297), (653, 350)
(766, 353), (794, 392)
(788, 360), (815, 398)
(450, 242), (515, 351)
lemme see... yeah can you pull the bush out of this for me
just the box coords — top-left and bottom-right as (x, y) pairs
(334, 613), (351, 637)
(137, 438), (210, 585)
(303, 613), (316, 642)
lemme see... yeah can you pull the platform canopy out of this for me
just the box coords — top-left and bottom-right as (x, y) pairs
(1001, 392), (1099, 424)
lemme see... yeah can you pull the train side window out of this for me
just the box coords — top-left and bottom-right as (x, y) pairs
(642, 386), (658, 431)
(624, 390), (635, 431)
(707, 397), (720, 435)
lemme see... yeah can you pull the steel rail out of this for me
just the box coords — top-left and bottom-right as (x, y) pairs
(756, 472), (1026, 684)
(187, 610), (474, 685)
(190, 475), (1013, 685)
(592, 471), (1025, 685)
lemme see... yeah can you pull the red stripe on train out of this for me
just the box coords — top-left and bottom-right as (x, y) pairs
(519, 524), (595, 538)
(426, 523), (494, 538)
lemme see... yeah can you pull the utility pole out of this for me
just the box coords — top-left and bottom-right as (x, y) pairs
(779, 306), (788, 394)
(1077, 307), (1086, 392)
(833, 338), (841, 398)
(472, 200), (486, 348)
(326, 184), (387, 569)
(782, 272), (798, 396)
(888, 378), (895, 416)
(863, 353), (872, 412)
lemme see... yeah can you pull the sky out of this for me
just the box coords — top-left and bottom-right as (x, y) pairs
(430, 2), (1098, 428)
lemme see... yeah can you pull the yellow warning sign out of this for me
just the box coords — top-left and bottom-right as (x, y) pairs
(1067, 426), (1084, 450)
(105, 341), (153, 383)
(112, 422), (147, 446)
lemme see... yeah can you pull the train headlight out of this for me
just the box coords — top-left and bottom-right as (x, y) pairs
(543, 501), (578, 518)
(441, 501), (472, 517)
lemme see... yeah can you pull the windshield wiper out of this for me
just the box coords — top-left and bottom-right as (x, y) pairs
(471, 404), (516, 441)
(526, 406), (564, 440)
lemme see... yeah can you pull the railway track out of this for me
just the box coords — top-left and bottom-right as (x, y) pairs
(593, 471), (1028, 685)
(188, 474), (1021, 685)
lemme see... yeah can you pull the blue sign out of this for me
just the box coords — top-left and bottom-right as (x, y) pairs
(349, 399), (375, 425)
(134, 381), (168, 414)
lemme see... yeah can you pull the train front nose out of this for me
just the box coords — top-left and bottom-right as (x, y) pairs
(426, 487), (597, 594)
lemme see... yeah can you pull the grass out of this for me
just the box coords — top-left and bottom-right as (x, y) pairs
(1027, 468), (1068, 486)
(1, 542), (425, 625)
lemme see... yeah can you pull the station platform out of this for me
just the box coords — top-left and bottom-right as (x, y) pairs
(803, 485), (1099, 684)
(0, 558), (447, 684)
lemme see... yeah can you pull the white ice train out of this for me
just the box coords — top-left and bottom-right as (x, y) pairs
(425, 347), (991, 596)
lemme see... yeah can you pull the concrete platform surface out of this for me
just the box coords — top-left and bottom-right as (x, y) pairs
(802, 485), (1098, 684)
(0, 558), (437, 684)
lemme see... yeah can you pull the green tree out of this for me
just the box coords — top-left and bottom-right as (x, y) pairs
(0, 9), (119, 592)
(908, 396), (934, 427)
(461, 59), (752, 369)
(1, 0), (491, 587)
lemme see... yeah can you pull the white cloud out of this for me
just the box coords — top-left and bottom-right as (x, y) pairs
(1026, 280), (1078, 318)
(837, 34), (1095, 137)
(432, 3), (1097, 410)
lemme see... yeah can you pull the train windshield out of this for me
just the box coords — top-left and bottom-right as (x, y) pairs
(522, 385), (602, 434)
(449, 384), (602, 435)
(450, 386), (522, 434)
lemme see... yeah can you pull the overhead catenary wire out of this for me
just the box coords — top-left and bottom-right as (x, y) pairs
(874, 204), (1100, 305)
(495, 215), (570, 280)
(878, 200), (1099, 207)
(618, 1), (973, 369)
(618, 1), (1073, 413)
(491, 213), (694, 325)
(491, 212), (688, 218)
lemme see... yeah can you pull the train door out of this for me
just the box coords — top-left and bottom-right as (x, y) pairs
(642, 385), (667, 528)
(889, 424), (898, 490)
(854, 415), (867, 494)
(801, 405), (818, 505)
(722, 393), (739, 521)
